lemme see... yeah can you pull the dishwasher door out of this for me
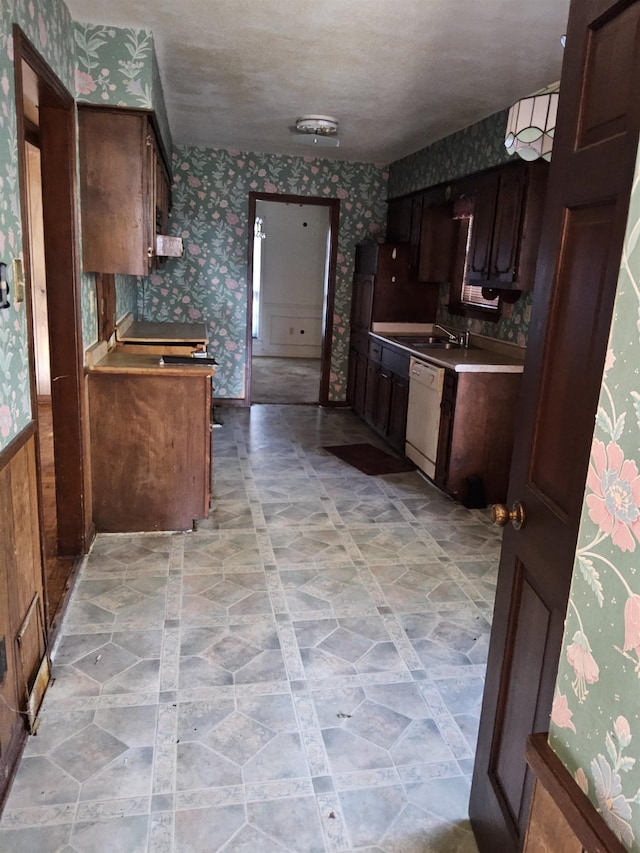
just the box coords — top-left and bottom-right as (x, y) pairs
(405, 358), (445, 479)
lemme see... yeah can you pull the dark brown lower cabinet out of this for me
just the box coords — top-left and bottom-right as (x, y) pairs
(356, 338), (410, 455)
(435, 370), (521, 505)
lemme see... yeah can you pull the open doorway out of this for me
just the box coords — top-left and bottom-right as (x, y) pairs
(15, 30), (89, 634)
(247, 193), (339, 405)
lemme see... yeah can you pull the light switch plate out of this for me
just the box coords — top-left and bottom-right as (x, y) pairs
(12, 259), (25, 302)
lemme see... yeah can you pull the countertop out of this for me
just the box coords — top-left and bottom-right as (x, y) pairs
(88, 349), (216, 376)
(116, 318), (208, 344)
(370, 330), (525, 374)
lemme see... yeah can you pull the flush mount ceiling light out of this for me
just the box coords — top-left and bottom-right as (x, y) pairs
(504, 84), (559, 162)
(291, 114), (340, 148)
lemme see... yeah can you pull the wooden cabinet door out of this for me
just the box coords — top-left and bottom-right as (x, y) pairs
(364, 359), (380, 426)
(351, 274), (374, 331)
(79, 108), (148, 275)
(490, 167), (527, 284)
(466, 173), (499, 282)
(408, 194), (423, 273)
(469, 2), (640, 850)
(418, 202), (455, 282)
(375, 369), (393, 434)
(386, 196), (413, 243)
(387, 373), (409, 453)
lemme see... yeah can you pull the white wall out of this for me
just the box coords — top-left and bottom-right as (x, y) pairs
(253, 200), (329, 357)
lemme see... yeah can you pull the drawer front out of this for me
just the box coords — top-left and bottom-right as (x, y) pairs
(381, 346), (410, 377)
(368, 340), (383, 363)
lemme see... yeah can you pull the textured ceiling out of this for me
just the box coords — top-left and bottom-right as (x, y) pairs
(64, 0), (571, 164)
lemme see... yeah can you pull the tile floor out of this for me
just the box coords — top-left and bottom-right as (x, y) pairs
(0, 405), (502, 852)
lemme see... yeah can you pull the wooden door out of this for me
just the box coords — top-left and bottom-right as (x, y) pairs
(469, 1), (640, 850)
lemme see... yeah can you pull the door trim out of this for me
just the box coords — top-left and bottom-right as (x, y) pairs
(247, 192), (340, 407)
(14, 28), (90, 569)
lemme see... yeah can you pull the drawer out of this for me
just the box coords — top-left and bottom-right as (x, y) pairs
(368, 340), (383, 363)
(382, 346), (410, 377)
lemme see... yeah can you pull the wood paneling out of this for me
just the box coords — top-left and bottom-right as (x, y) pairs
(0, 428), (45, 806)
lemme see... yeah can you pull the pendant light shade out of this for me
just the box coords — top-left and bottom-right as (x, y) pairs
(504, 89), (559, 162)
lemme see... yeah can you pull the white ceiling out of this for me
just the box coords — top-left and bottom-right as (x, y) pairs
(64, 0), (571, 164)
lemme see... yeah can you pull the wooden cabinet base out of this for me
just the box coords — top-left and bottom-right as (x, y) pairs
(436, 371), (521, 505)
(89, 373), (211, 532)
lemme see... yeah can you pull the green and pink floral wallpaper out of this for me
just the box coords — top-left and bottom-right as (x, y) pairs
(0, 0), (74, 449)
(141, 147), (388, 399)
(388, 109), (512, 199)
(549, 148), (640, 850)
(435, 284), (532, 348)
(73, 22), (172, 159)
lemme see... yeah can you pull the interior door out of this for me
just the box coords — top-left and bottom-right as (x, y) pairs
(469, 1), (640, 850)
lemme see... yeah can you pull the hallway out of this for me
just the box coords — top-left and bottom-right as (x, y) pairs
(0, 405), (499, 852)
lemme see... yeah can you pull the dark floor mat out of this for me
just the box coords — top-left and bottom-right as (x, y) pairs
(323, 443), (415, 476)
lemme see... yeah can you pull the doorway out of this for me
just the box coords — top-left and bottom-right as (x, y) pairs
(247, 193), (339, 405)
(15, 30), (89, 634)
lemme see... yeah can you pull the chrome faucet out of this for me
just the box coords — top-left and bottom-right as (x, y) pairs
(433, 324), (470, 347)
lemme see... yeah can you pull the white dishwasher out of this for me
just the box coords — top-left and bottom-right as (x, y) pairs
(405, 357), (446, 479)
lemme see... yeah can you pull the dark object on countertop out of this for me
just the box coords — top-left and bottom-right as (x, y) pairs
(324, 443), (415, 476)
(462, 474), (487, 509)
(160, 355), (218, 365)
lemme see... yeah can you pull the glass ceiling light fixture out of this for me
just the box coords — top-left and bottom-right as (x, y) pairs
(504, 84), (559, 162)
(291, 114), (340, 148)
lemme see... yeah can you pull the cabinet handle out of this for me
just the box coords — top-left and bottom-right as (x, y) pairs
(147, 246), (154, 258)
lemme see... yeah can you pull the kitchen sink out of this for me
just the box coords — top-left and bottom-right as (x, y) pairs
(412, 341), (463, 350)
(389, 334), (448, 346)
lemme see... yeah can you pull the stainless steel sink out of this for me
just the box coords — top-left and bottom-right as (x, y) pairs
(412, 341), (463, 350)
(390, 335), (448, 346)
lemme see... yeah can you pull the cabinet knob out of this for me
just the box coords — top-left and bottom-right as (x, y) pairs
(492, 500), (525, 530)
(147, 246), (154, 259)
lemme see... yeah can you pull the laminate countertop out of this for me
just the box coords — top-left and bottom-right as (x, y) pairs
(116, 319), (208, 344)
(370, 332), (526, 374)
(88, 349), (216, 377)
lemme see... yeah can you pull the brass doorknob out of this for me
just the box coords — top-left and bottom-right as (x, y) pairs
(492, 500), (525, 530)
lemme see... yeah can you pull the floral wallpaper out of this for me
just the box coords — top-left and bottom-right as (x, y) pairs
(435, 284), (532, 348)
(549, 149), (640, 850)
(0, 0), (74, 451)
(388, 109), (512, 199)
(80, 271), (97, 350)
(115, 274), (137, 324)
(73, 22), (172, 159)
(141, 146), (388, 400)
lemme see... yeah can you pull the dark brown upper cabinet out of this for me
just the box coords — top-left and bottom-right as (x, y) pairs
(464, 161), (548, 291)
(418, 194), (455, 283)
(78, 106), (171, 276)
(386, 196), (414, 243)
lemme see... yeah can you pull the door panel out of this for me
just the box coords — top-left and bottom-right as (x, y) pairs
(578, 4), (640, 148)
(492, 567), (551, 825)
(531, 202), (615, 510)
(469, 1), (640, 850)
